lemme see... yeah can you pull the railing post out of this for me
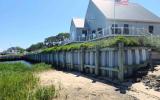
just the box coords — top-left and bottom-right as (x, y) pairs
(109, 26), (111, 35)
(118, 42), (124, 82)
(95, 46), (100, 76)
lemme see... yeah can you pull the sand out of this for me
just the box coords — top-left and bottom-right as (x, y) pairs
(36, 66), (160, 100)
(37, 70), (136, 100)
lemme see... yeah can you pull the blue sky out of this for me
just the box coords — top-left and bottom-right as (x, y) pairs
(0, 0), (160, 51)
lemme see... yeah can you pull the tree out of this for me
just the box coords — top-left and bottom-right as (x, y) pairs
(2, 47), (25, 54)
(26, 42), (45, 52)
(44, 32), (70, 47)
(57, 33), (70, 41)
(27, 32), (70, 52)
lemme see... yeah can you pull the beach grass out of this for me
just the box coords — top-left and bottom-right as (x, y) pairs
(0, 62), (56, 100)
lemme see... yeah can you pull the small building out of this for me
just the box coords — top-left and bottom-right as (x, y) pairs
(70, 0), (160, 41)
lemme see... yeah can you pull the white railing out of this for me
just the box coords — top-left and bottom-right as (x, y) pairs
(76, 27), (149, 42)
(62, 27), (152, 44)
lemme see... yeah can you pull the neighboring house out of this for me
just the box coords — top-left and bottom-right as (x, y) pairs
(6, 48), (20, 55)
(70, 18), (85, 41)
(2, 47), (24, 55)
(70, 0), (160, 41)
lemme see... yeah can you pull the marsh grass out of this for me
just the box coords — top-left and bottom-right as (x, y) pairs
(31, 63), (52, 72)
(35, 85), (56, 100)
(0, 62), (56, 100)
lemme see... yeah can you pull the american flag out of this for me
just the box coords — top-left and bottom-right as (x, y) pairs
(116, 0), (129, 5)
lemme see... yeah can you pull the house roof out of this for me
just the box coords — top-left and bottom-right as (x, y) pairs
(72, 18), (85, 28)
(92, 0), (160, 23)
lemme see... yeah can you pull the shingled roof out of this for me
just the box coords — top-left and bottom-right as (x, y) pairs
(92, 0), (160, 23)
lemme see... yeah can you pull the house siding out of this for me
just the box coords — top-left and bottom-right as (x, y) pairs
(107, 20), (160, 35)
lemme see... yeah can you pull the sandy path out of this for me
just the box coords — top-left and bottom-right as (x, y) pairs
(37, 70), (136, 100)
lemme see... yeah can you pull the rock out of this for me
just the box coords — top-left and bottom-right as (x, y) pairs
(136, 78), (141, 82)
(154, 87), (160, 91)
(142, 75), (160, 92)
(156, 79), (160, 82)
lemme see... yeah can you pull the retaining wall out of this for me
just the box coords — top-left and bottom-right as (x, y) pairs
(0, 55), (23, 61)
(151, 51), (160, 64)
(25, 43), (150, 81)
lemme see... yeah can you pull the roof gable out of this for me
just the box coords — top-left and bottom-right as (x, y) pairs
(72, 18), (85, 28)
(91, 0), (160, 23)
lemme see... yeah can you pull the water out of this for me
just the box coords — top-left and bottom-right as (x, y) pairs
(0, 60), (32, 67)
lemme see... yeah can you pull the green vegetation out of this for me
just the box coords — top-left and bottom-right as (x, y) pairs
(1, 47), (26, 55)
(31, 63), (52, 72)
(44, 32), (70, 47)
(26, 42), (46, 52)
(35, 85), (56, 100)
(42, 36), (148, 53)
(26, 32), (70, 52)
(145, 35), (160, 51)
(0, 62), (56, 100)
(44, 32), (70, 43)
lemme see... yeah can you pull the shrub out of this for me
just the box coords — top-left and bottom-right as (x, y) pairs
(41, 36), (146, 53)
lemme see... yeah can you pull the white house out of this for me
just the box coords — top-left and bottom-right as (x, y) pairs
(70, 0), (160, 41)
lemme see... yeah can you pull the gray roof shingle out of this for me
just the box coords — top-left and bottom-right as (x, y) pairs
(92, 0), (160, 23)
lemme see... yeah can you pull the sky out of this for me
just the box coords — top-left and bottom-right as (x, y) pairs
(0, 0), (160, 52)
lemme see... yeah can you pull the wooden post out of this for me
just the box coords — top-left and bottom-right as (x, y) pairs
(80, 47), (85, 72)
(56, 51), (59, 67)
(95, 46), (100, 76)
(47, 53), (50, 64)
(135, 49), (140, 64)
(42, 54), (44, 62)
(50, 52), (53, 64)
(118, 42), (124, 82)
(148, 49), (153, 70)
(70, 50), (74, 70)
(62, 51), (66, 68)
(109, 50), (113, 78)
(128, 49), (132, 65)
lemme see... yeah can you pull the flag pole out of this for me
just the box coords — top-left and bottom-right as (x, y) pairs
(114, 0), (116, 35)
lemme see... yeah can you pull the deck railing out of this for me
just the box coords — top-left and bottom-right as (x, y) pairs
(63, 27), (153, 45)
(78, 27), (149, 42)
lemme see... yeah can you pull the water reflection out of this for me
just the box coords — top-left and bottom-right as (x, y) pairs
(0, 60), (32, 67)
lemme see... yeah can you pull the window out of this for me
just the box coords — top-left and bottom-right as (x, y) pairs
(149, 26), (154, 33)
(111, 24), (118, 34)
(92, 30), (96, 38)
(97, 28), (102, 34)
(92, 30), (96, 34)
(124, 24), (129, 34)
(82, 30), (87, 37)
